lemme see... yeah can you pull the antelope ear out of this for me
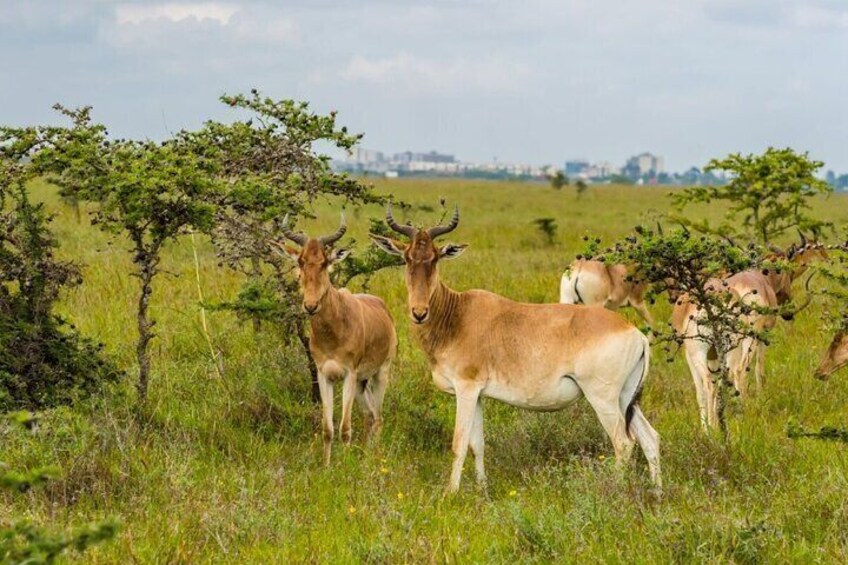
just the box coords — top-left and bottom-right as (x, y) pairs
(330, 248), (351, 263)
(269, 240), (300, 262)
(370, 234), (406, 257)
(439, 243), (468, 260)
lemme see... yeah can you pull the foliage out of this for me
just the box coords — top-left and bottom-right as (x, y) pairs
(182, 91), (387, 398)
(787, 421), (848, 443)
(671, 147), (832, 245)
(588, 225), (764, 434)
(0, 147), (121, 411)
(1, 412), (116, 563)
(532, 218), (558, 245)
(20, 104), (219, 401)
(548, 171), (568, 190)
(333, 218), (404, 289)
(812, 234), (848, 334)
(575, 179), (588, 196)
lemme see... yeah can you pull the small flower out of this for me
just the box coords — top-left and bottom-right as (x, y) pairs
(598, 454), (606, 461)
(380, 466), (389, 474)
(348, 506), (356, 515)
(396, 492), (405, 500)
(509, 489), (518, 497)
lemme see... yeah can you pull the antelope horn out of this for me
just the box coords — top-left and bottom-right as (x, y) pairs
(427, 204), (460, 239)
(281, 214), (308, 246)
(797, 228), (808, 246)
(386, 203), (416, 237)
(319, 212), (347, 246)
(782, 271), (816, 319)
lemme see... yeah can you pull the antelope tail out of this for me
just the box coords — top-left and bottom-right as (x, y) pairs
(622, 332), (650, 438)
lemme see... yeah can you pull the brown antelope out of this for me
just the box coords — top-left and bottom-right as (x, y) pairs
(371, 205), (661, 492)
(273, 214), (397, 465)
(815, 328), (848, 380)
(671, 275), (778, 429)
(672, 235), (823, 428)
(560, 260), (654, 326)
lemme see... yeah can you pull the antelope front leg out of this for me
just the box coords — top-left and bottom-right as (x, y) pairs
(340, 371), (358, 445)
(317, 372), (334, 466)
(468, 398), (486, 488)
(447, 384), (482, 494)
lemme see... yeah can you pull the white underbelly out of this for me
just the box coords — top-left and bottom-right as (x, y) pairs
(482, 376), (583, 412)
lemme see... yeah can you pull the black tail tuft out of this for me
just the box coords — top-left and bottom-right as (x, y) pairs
(625, 383), (643, 437)
(624, 348), (647, 437)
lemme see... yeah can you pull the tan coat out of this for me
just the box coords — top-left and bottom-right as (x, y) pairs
(560, 260), (654, 326)
(373, 219), (661, 492)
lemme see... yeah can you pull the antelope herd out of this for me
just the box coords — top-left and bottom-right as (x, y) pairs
(283, 205), (846, 492)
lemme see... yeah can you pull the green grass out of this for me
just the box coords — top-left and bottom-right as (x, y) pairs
(3, 178), (848, 563)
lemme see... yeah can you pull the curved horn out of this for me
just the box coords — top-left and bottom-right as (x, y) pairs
(281, 214), (308, 246)
(781, 271), (816, 319)
(319, 212), (347, 246)
(427, 204), (460, 239)
(768, 243), (784, 255)
(386, 203), (416, 237)
(797, 228), (808, 247)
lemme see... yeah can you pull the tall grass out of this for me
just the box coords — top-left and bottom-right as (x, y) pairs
(2, 178), (848, 562)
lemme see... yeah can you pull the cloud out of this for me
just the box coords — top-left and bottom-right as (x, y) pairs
(792, 3), (848, 30)
(104, 2), (299, 49)
(114, 3), (238, 25)
(339, 53), (531, 95)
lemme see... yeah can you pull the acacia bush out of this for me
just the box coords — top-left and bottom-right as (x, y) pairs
(24, 105), (218, 401)
(671, 147), (832, 245)
(0, 140), (121, 411)
(586, 226), (766, 434)
(183, 91), (388, 399)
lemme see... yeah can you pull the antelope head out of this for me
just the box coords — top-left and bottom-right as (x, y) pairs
(270, 213), (349, 315)
(815, 330), (848, 380)
(370, 203), (466, 324)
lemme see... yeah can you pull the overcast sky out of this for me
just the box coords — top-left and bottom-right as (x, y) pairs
(2, 0), (847, 171)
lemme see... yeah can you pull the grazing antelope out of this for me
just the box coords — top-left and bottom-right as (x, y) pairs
(560, 260), (654, 326)
(672, 236), (822, 428)
(371, 205), (661, 492)
(815, 328), (848, 380)
(273, 214), (397, 465)
(671, 275), (778, 429)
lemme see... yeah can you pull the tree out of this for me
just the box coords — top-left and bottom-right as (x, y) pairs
(0, 128), (122, 411)
(672, 148), (832, 245)
(182, 91), (385, 401)
(532, 217), (558, 245)
(30, 105), (218, 401)
(575, 179), (588, 197)
(587, 226), (766, 435)
(549, 170), (569, 190)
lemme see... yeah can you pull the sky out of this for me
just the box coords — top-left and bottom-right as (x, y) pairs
(1, 0), (847, 172)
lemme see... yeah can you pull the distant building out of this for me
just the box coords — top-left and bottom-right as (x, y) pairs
(565, 160), (589, 176)
(349, 148), (384, 164)
(624, 152), (664, 179)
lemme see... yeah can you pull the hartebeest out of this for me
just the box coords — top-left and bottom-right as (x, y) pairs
(815, 328), (848, 380)
(371, 205), (661, 492)
(273, 214), (397, 465)
(560, 260), (654, 326)
(672, 235), (823, 428)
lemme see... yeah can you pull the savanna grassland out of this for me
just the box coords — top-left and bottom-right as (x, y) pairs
(3, 178), (848, 563)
